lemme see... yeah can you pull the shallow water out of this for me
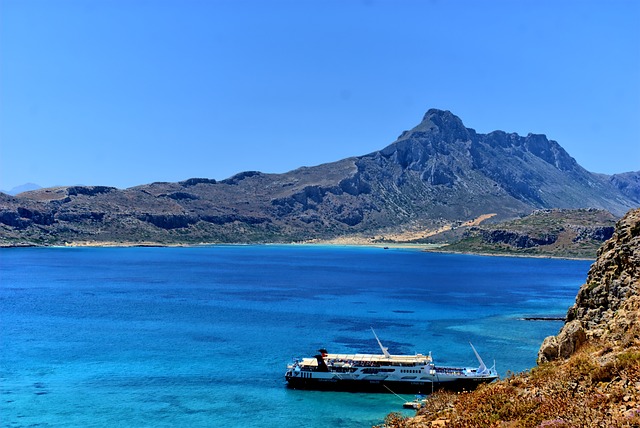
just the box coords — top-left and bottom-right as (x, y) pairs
(0, 246), (591, 427)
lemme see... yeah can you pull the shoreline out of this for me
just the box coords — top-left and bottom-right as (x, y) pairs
(0, 240), (595, 260)
(1, 241), (444, 251)
(423, 247), (596, 261)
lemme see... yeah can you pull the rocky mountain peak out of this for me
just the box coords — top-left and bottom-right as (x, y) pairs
(421, 108), (465, 128)
(396, 108), (471, 142)
(387, 109), (577, 175)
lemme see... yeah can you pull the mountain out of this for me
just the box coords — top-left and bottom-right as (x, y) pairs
(1, 183), (42, 196)
(1, 109), (638, 246)
(380, 208), (640, 427)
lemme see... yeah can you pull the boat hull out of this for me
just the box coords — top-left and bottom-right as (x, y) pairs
(285, 374), (495, 394)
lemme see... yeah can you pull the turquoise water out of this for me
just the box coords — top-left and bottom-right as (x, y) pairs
(1, 246), (592, 427)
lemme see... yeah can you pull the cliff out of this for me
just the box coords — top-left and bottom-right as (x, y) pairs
(538, 208), (640, 362)
(381, 208), (640, 427)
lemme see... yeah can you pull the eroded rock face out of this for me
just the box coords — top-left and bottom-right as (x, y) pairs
(538, 320), (587, 363)
(538, 208), (640, 363)
(479, 229), (558, 248)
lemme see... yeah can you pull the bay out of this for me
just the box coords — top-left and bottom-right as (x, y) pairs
(0, 246), (592, 427)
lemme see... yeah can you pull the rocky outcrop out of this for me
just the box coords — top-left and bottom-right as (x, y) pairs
(220, 171), (262, 185)
(179, 178), (217, 187)
(569, 225), (614, 242)
(66, 186), (116, 197)
(538, 208), (640, 363)
(164, 192), (199, 201)
(537, 319), (587, 362)
(478, 229), (558, 248)
(137, 213), (198, 229)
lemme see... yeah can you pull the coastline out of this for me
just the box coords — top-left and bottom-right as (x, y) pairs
(423, 247), (596, 261)
(0, 239), (595, 260)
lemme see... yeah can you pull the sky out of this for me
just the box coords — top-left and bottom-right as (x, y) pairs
(1, 0), (639, 191)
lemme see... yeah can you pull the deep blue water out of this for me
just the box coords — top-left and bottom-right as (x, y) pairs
(0, 246), (592, 427)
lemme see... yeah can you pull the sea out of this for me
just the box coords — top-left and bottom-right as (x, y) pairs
(0, 245), (592, 427)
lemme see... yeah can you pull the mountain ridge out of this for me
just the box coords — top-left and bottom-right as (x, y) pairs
(1, 109), (638, 246)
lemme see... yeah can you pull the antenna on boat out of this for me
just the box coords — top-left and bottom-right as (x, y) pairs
(469, 342), (490, 375)
(371, 327), (391, 358)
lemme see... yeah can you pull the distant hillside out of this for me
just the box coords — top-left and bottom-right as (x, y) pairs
(0, 183), (42, 196)
(1, 109), (638, 247)
(381, 208), (640, 428)
(438, 208), (618, 259)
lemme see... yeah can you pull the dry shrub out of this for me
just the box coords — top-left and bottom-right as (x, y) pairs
(565, 353), (596, 380)
(373, 412), (408, 428)
(384, 341), (640, 428)
(418, 390), (458, 416)
(529, 362), (556, 384)
(590, 359), (616, 383)
(616, 350), (640, 369)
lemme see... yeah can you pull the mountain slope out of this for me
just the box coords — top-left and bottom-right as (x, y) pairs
(1, 109), (638, 246)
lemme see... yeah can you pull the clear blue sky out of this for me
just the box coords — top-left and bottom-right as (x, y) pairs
(1, 0), (639, 191)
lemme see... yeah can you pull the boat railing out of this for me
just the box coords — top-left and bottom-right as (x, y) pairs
(328, 366), (357, 373)
(434, 367), (465, 376)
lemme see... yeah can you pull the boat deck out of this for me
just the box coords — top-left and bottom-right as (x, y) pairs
(315, 353), (432, 365)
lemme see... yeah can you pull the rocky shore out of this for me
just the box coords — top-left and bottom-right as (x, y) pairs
(379, 207), (640, 427)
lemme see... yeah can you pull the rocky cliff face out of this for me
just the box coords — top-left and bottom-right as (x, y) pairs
(610, 171), (640, 203)
(538, 208), (640, 363)
(1, 109), (639, 246)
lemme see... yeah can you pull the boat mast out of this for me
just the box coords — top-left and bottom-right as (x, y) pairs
(469, 342), (489, 374)
(371, 327), (391, 358)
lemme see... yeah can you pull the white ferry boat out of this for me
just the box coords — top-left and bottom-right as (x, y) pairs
(285, 330), (497, 394)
